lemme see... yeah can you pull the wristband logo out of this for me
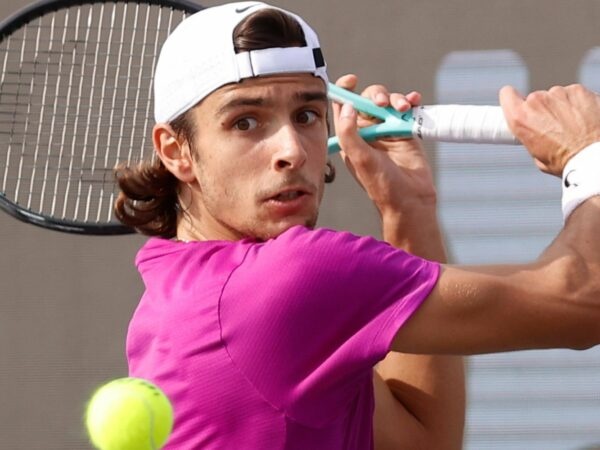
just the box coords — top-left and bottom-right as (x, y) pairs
(564, 169), (579, 188)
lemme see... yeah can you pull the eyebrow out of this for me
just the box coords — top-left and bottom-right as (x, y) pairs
(296, 90), (328, 104)
(215, 89), (328, 117)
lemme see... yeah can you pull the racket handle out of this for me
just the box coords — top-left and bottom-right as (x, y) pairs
(412, 105), (519, 145)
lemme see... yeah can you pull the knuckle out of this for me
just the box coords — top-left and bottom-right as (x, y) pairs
(566, 83), (588, 97)
(362, 84), (386, 94)
(361, 84), (388, 99)
(566, 83), (584, 91)
(526, 90), (546, 103)
(507, 108), (529, 131)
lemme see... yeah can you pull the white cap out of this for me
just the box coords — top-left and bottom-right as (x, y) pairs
(153, 1), (328, 123)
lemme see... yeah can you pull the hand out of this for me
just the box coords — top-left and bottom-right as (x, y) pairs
(500, 84), (600, 176)
(331, 74), (437, 219)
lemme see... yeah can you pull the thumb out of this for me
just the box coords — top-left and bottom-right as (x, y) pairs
(334, 102), (373, 163)
(336, 102), (358, 147)
(499, 85), (525, 132)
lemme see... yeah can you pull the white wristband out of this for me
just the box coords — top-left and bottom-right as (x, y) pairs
(561, 142), (600, 222)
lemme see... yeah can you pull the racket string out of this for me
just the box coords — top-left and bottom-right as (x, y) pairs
(14, 24), (40, 212)
(0, 2), (189, 224)
(31, 12), (58, 215)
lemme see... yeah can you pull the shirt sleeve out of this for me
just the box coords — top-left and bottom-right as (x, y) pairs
(219, 226), (440, 427)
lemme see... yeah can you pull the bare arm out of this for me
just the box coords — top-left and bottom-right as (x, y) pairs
(394, 195), (600, 355)
(374, 205), (465, 450)
(375, 191), (465, 450)
(392, 84), (600, 355)
(332, 75), (465, 450)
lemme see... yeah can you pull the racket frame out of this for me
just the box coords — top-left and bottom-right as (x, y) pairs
(0, 0), (202, 37)
(0, 0), (203, 234)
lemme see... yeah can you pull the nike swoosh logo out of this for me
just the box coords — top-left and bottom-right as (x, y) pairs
(236, 4), (257, 13)
(564, 169), (578, 187)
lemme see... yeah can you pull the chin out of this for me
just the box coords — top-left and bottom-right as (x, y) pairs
(254, 216), (319, 241)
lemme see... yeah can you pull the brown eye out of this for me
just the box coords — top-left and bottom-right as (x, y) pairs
(234, 117), (258, 131)
(296, 110), (318, 125)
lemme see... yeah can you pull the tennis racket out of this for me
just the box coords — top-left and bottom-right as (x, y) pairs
(327, 83), (520, 153)
(0, 0), (202, 234)
(0, 0), (518, 234)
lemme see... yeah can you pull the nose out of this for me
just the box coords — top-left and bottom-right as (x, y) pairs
(271, 125), (307, 172)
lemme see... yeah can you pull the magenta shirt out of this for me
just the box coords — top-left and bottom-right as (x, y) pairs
(127, 226), (440, 449)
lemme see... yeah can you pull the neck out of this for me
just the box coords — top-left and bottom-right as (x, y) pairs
(175, 200), (245, 243)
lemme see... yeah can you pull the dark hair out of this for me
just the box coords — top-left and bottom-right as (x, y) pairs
(114, 107), (196, 238)
(114, 8), (334, 237)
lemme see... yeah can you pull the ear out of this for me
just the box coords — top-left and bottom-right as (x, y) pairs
(152, 123), (196, 183)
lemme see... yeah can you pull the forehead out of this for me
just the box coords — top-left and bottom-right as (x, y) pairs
(202, 74), (328, 112)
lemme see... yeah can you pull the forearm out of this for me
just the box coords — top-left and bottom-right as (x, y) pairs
(374, 353), (465, 450)
(537, 196), (600, 347)
(381, 202), (448, 261)
(375, 204), (466, 450)
(392, 196), (600, 356)
(475, 196), (600, 351)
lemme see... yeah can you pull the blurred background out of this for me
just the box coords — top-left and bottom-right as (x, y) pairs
(0, 0), (599, 448)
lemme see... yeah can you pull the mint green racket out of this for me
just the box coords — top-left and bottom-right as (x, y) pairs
(326, 83), (520, 154)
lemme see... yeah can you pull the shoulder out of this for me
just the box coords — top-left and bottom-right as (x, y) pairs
(255, 225), (390, 262)
(233, 225), (438, 294)
(253, 225), (432, 275)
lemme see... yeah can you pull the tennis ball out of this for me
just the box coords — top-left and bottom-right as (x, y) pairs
(85, 377), (174, 450)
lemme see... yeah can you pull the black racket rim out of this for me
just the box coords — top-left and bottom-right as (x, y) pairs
(0, 192), (133, 234)
(0, 0), (204, 235)
(0, 0), (203, 39)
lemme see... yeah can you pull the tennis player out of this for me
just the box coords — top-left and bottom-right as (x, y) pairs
(115, 2), (600, 449)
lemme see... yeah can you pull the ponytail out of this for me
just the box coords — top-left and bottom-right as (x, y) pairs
(114, 159), (179, 238)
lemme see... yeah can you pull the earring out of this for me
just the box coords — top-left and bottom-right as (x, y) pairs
(324, 160), (336, 183)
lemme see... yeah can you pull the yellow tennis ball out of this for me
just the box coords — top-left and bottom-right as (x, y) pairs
(85, 377), (174, 450)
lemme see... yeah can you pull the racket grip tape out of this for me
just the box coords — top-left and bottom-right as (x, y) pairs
(412, 105), (520, 145)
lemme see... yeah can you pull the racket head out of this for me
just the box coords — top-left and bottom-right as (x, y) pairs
(0, 0), (202, 235)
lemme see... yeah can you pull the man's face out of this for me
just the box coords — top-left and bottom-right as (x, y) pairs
(185, 74), (329, 241)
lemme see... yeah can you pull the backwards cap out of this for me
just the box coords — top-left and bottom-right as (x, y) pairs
(153, 1), (328, 123)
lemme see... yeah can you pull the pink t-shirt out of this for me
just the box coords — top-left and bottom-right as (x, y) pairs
(127, 226), (440, 449)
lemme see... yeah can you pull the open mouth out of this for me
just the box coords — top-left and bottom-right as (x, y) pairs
(262, 185), (315, 218)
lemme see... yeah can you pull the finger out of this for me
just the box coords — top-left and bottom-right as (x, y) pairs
(361, 84), (390, 107)
(564, 83), (600, 107)
(404, 91), (422, 107)
(499, 85), (525, 110)
(548, 85), (569, 101)
(335, 102), (359, 152)
(499, 85), (526, 131)
(389, 93), (410, 111)
(347, 83), (390, 126)
(331, 74), (359, 125)
(335, 74), (358, 91)
(335, 102), (375, 168)
(390, 91), (422, 111)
